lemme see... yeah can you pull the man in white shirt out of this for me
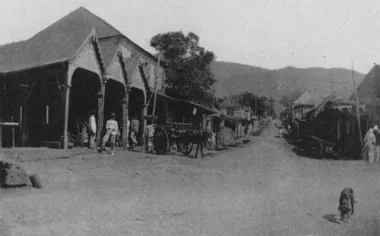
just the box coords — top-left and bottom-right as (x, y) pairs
(130, 116), (140, 145)
(126, 119), (130, 149)
(88, 110), (97, 148)
(98, 113), (119, 155)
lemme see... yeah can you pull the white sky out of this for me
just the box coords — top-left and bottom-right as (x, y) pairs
(0, 0), (379, 74)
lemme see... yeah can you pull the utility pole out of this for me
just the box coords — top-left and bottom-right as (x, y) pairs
(352, 60), (362, 146)
(152, 53), (161, 116)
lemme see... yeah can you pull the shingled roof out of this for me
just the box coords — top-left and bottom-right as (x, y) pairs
(0, 27), (95, 74)
(294, 74), (359, 108)
(0, 6), (160, 75)
(293, 89), (324, 106)
(44, 7), (158, 63)
(352, 65), (380, 104)
(30, 6), (122, 40)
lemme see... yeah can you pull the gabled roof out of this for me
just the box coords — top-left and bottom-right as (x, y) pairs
(124, 55), (140, 79)
(0, 27), (95, 74)
(352, 65), (380, 103)
(293, 89), (323, 106)
(31, 7), (122, 40)
(294, 76), (358, 107)
(37, 7), (158, 63)
(0, 6), (159, 75)
(99, 38), (120, 69)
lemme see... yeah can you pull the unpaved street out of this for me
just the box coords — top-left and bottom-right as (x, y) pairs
(2, 121), (380, 236)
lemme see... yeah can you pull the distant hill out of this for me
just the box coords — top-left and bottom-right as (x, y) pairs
(211, 61), (365, 112)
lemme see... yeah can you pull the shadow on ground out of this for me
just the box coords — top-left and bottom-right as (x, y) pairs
(323, 214), (341, 224)
(292, 147), (322, 159)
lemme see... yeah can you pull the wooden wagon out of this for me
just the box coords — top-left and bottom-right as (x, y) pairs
(144, 116), (196, 155)
(306, 135), (344, 159)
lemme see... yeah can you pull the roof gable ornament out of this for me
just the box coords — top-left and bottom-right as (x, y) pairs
(89, 34), (105, 75)
(117, 51), (131, 91)
(137, 59), (151, 93)
(138, 60), (148, 67)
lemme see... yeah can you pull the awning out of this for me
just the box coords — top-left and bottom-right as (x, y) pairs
(156, 92), (216, 115)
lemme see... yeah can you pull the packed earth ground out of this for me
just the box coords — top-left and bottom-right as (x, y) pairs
(1, 120), (380, 236)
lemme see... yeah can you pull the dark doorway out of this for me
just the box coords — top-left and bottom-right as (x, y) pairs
(129, 87), (145, 141)
(25, 76), (63, 146)
(104, 79), (125, 134)
(68, 68), (101, 139)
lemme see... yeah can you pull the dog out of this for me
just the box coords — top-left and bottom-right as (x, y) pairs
(338, 188), (357, 222)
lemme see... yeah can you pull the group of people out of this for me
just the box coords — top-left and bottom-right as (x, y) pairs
(361, 125), (380, 163)
(85, 110), (141, 155)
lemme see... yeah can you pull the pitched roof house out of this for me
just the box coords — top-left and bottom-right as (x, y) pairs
(352, 65), (380, 123)
(219, 96), (250, 120)
(0, 7), (230, 148)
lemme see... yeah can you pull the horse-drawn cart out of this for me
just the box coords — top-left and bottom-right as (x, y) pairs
(144, 116), (196, 156)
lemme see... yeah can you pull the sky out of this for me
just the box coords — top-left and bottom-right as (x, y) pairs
(0, 0), (379, 74)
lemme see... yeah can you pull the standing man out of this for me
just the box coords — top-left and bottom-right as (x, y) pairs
(362, 128), (376, 163)
(131, 116), (140, 146)
(88, 110), (97, 149)
(98, 113), (119, 155)
(374, 125), (380, 162)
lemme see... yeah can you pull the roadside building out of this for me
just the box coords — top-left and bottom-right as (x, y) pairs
(219, 96), (250, 139)
(0, 7), (165, 149)
(353, 64), (380, 127)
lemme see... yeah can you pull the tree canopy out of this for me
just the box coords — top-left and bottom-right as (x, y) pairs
(235, 91), (275, 117)
(150, 31), (216, 104)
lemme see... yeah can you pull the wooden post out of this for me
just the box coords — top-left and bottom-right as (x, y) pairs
(63, 84), (71, 150)
(122, 87), (130, 150)
(337, 119), (340, 141)
(21, 100), (27, 146)
(152, 54), (161, 117)
(97, 79), (106, 146)
(140, 103), (147, 145)
(352, 60), (362, 146)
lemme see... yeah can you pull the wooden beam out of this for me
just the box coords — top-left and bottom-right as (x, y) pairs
(122, 91), (129, 150)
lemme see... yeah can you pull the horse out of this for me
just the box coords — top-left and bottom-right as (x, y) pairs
(188, 129), (212, 158)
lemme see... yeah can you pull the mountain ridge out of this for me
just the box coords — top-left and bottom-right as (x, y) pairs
(211, 61), (366, 112)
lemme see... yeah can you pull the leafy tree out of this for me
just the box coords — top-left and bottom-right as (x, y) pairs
(279, 90), (303, 109)
(150, 31), (216, 104)
(235, 91), (271, 117)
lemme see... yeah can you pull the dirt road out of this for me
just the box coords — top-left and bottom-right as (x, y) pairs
(2, 121), (380, 236)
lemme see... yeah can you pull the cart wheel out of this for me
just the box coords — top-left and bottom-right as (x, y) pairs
(178, 140), (193, 156)
(154, 127), (169, 154)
